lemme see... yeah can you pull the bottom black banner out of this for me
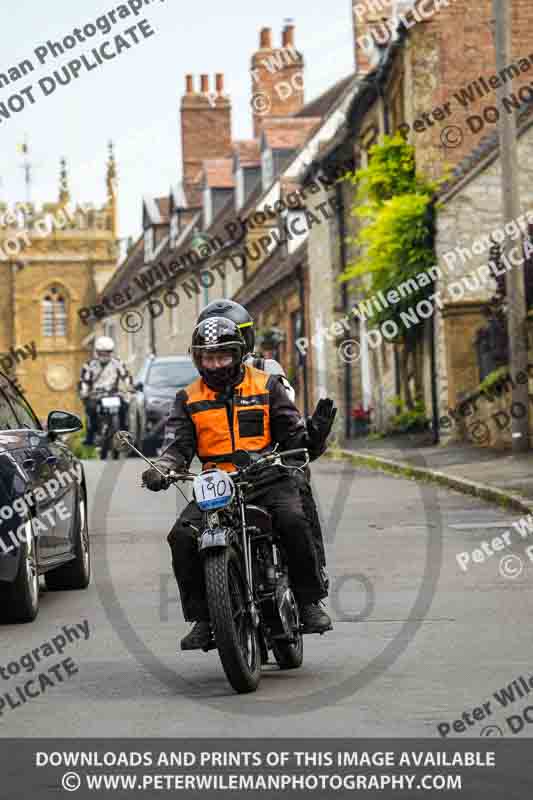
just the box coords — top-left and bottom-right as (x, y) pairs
(0, 738), (530, 799)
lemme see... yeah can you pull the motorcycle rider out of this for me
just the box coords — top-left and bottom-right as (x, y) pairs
(196, 299), (335, 588)
(142, 316), (333, 651)
(79, 335), (133, 446)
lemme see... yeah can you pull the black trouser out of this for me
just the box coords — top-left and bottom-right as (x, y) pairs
(293, 468), (326, 570)
(167, 476), (325, 622)
(84, 397), (128, 445)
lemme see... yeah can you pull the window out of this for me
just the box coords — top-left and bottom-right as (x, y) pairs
(235, 168), (245, 210)
(262, 149), (274, 190)
(144, 227), (154, 263)
(170, 213), (179, 248)
(0, 388), (20, 430)
(203, 188), (213, 227)
(42, 286), (67, 337)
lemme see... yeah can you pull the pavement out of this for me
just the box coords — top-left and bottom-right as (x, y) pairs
(2, 457), (533, 738)
(342, 436), (533, 512)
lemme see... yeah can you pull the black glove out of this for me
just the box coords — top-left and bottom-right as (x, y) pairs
(307, 398), (337, 459)
(142, 466), (170, 492)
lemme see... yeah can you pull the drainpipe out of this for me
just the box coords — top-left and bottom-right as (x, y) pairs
(429, 305), (440, 445)
(296, 262), (309, 417)
(149, 300), (157, 356)
(336, 181), (352, 441)
(378, 79), (401, 397)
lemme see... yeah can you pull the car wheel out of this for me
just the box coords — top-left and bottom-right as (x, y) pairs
(0, 521), (39, 624)
(45, 489), (91, 591)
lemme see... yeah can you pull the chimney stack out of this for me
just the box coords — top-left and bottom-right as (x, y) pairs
(251, 24), (305, 138)
(260, 27), (273, 48)
(282, 24), (295, 48)
(352, 0), (392, 75)
(180, 73), (232, 188)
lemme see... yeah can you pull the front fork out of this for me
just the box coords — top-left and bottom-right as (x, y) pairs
(236, 485), (260, 628)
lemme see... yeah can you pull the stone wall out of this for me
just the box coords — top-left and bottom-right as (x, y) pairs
(434, 121), (533, 442)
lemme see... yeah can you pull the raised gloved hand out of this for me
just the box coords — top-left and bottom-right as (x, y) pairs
(307, 398), (337, 459)
(142, 466), (170, 492)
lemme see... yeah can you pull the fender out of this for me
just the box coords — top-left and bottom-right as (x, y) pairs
(198, 526), (236, 551)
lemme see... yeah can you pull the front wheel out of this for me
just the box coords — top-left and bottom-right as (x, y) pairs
(204, 547), (261, 694)
(45, 489), (90, 591)
(0, 521), (39, 623)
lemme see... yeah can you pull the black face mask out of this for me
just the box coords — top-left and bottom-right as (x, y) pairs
(200, 362), (243, 391)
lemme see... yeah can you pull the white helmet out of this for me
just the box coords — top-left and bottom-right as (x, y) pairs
(95, 335), (114, 364)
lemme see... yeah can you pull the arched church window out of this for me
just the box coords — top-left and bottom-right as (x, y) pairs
(42, 286), (67, 337)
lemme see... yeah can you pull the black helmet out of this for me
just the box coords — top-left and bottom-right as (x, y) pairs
(197, 299), (255, 355)
(191, 316), (246, 390)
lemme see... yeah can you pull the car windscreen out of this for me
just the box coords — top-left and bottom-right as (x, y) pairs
(146, 361), (198, 389)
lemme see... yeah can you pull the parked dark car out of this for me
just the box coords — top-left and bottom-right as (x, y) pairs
(0, 373), (90, 624)
(129, 355), (199, 455)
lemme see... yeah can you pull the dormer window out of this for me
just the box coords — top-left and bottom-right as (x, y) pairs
(262, 149), (274, 191)
(144, 227), (154, 262)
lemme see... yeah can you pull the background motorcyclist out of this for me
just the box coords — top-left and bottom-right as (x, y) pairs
(196, 299), (336, 590)
(142, 316), (333, 651)
(79, 335), (133, 446)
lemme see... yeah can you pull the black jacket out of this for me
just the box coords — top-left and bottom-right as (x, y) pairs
(157, 374), (310, 473)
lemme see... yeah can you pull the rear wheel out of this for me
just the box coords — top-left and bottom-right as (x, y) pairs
(45, 490), (90, 591)
(100, 420), (110, 460)
(204, 547), (261, 694)
(271, 591), (303, 669)
(0, 521), (39, 623)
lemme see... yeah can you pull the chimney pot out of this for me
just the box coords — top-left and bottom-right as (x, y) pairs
(215, 73), (224, 93)
(260, 27), (272, 48)
(200, 74), (209, 93)
(185, 74), (194, 93)
(282, 24), (295, 47)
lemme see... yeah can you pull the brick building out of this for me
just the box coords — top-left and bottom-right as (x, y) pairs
(0, 147), (119, 420)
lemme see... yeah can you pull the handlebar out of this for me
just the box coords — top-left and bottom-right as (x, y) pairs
(161, 448), (309, 486)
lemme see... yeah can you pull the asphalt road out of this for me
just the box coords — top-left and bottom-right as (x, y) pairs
(2, 456), (533, 738)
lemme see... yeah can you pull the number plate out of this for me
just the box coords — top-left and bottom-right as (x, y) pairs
(193, 469), (235, 511)
(101, 397), (121, 410)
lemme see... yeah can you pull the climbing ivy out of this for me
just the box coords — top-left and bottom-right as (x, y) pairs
(342, 134), (437, 339)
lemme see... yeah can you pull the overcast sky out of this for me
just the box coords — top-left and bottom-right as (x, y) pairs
(0, 1), (354, 240)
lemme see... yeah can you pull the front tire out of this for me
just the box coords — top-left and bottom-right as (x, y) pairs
(272, 635), (303, 669)
(0, 521), (39, 623)
(45, 490), (90, 591)
(204, 547), (261, 694)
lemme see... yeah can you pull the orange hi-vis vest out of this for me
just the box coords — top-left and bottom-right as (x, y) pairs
(184, 366), (272, 472)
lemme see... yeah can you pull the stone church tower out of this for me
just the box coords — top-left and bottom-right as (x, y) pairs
(0, 145), (119, 420)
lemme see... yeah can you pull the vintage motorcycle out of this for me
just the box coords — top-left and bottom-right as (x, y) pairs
(95, 390), (123, 460)
(115, 430), (307, 694)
